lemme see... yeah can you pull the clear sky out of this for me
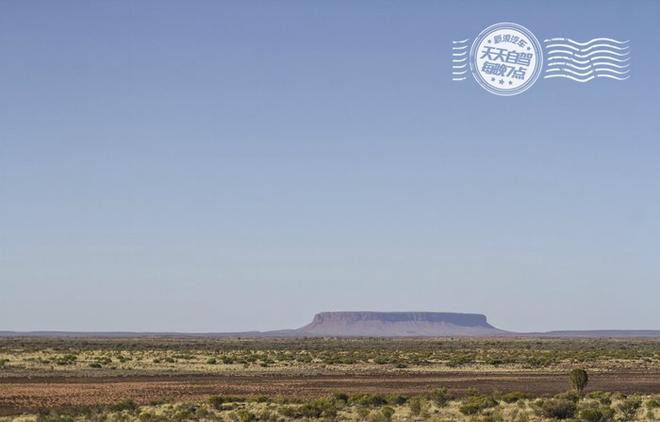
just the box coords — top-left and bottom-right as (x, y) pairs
(1, 1), (659, 332)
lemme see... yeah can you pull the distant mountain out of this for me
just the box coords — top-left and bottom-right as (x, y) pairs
(2, 312), (659, 338)
(293, 312), (506, 337)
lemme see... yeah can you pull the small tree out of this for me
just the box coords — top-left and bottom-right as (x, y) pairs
(569, 369), (589, 396)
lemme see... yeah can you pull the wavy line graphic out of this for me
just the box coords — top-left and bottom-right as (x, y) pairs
(451, 40), (469, 82)
(544, 37), (630, 82)
(545, 73), (629, 82)
(545, 74), (596, 82)
(546, 49), (629, 58)
(544, 43), (629, 52)
(544, 37), (629, 46)
(546, 67), (630, 77)
(597, 74), (631, 80)
(547, 56), (630, 64)
(547, 61), (630, 71)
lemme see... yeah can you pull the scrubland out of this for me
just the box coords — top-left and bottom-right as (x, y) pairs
(1, 337), (658, 376)
(1, 337), (658, 421)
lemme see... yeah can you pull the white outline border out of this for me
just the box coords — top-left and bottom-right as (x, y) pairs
(469, 22), (544, 96)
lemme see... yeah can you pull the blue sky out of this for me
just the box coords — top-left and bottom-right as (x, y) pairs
(1, 1), (659, 332)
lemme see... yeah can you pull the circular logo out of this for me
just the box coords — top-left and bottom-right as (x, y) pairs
(469, 23), (543, 96)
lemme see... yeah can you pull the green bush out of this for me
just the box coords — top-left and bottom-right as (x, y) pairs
(109, 399), (138, 412)
(234, 409), (255, 422)
(385, 394), (408, 405)
(333, 392), (349, 403)
(555, 390), (580, 403)
(351, 394), (387, 407)
(298, 403), (322, 418)
(587, 391), (612, 405)
(276, 398), (338, 419)
(539, 399), (576, 420)
(429, 387), (449, 406)
(459, 395), (498, 415)
(208, 395), (243, 410)
(381, 406), (395, 420)
(357, 407), (370, 418)
(302, 398), (338, 418)
(481, 410), (505, 422)
(367, 410), (391, 422)
(277, 406), (298, 418)
(36, 415), (75, 422)
(647, 398), (660, 409)
(617, 397), (641, 420)
(55, 354), (77, 366)
(500, 391), (529, 403)
(579, 405), (614, 422)
(408, 397), (423, 416)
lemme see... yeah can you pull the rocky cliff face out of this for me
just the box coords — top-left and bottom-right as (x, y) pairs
(295, 312), (505, 337)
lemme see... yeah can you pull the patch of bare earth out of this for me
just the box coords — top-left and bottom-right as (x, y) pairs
(1, 371), (659, 416)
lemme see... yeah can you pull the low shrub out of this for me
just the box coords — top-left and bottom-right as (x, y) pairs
(356, 407), (370, 418)
(500, 391), (529, 403)
(234, 409), (255, 422)
(277, 406), (298, 418)
(459, 394), (498, 415)
(481, 410), (505, 422)
(408, 397), (423, 416)
(381, 406), (395, 420)
(617, 397), (642, 420)
(36, 415), (75, 422)
(429, 387), (450, 406)
(555, 390), (580, 403)
(208, 395), (243, 410)
(276, 398), (338, 419)
(647, 398), (660, 409)
(54, 354), (77, 366)
(351, 394), (387, 407)
(539, 398), (576, 420)
(385, 394), (408, 405)
(109, 399), (138, 412)
(333, 392), (349, 403)
(579, 406), (614, 422)
(587, 391), (612, 405)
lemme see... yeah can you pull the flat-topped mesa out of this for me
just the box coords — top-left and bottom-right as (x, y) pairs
(296, 311), (504, 337)
(310, 312), (493, 327)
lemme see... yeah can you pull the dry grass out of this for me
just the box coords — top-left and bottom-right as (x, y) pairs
(2, 393), (659, 421)
(1, 337), (659, 420)
(1, 337), (659, 377)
